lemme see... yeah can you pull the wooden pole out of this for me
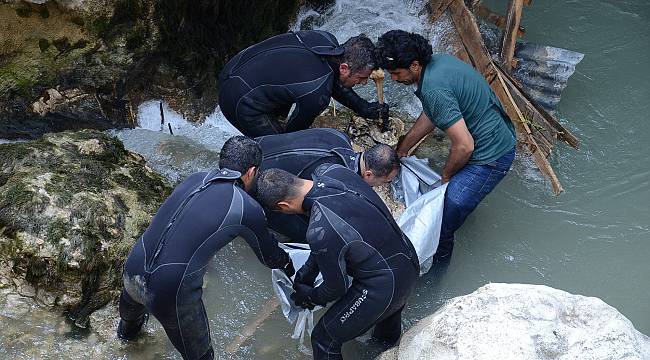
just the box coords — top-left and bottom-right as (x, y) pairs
(225, 297), (279, 353)
(370, 69), (385, 104)
(500, 0), (524, 72)
(474, 4), (525, 38)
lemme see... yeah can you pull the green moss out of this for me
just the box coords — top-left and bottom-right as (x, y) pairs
(46, 218), (70, 244)
(0, 181), (33, 209)
(0, 226), (23, 257)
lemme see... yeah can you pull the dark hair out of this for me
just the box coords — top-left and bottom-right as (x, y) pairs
(219, 136), (261, 174)
(376, 30), (433, 70)
(340, 35), (378, 73)
(256, 169), (303, 210)
(364, 143), (400, 177)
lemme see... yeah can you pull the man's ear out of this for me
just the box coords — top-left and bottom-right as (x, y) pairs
(409, 60), (421, 72)
(362, 169), (374, 179)
(244, 166), (257, 181)
(277, 201), (292, 212)
(339, 62), (350, 76)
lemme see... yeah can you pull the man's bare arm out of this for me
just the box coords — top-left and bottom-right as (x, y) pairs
(396, 111), (435, 157)
(442, 118), (474, 183)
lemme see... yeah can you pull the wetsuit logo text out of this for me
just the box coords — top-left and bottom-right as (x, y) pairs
(340, 289), (368, 324)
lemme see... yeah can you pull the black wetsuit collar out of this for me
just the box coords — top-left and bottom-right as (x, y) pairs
(302, 184), (317, 212)
(355, 152), (363, 176)
(302, 173), (348, 212)
(206, 168), (243, 188)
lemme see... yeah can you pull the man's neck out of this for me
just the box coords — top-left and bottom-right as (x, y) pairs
(298, 179), (315, 213)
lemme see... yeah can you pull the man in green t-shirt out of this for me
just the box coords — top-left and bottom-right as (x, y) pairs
(377, 30), (516, 262)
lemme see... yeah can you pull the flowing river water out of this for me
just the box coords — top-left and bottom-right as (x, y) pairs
(1, 0), (649, 359)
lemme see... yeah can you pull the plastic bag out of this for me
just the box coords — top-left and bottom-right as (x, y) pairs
(271, 243), (323, 344)
(393, 156), (447, 275)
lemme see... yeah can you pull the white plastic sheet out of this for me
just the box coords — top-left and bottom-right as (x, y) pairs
(394, 156), (447, 275)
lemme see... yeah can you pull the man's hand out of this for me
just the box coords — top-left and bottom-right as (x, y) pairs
(282, 258), (295, 279)
(358, 101), (389, 120)
(294, 265), (316, 287)
(291, 283), (316, 310)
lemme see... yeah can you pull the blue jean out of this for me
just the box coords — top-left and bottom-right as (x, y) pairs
(436, 148), (515, 259)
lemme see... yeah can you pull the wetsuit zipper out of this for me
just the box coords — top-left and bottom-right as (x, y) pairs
(146, 181), (217, 271)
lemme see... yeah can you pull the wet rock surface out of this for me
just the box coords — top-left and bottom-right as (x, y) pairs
(0, 0), (317, 139)
(377, 283), (650, 360)
(0, 129), (171, 327)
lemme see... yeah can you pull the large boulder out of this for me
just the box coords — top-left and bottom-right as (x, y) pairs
(379, 283), (650, 360)
(0, 129), (171, 326)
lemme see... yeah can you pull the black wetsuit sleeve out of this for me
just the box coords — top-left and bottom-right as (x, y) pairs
(331, 81), (379, 119)
(238, 192), (290, 269)
(296, 253), (320, 285)
(307, 219), (350, 305)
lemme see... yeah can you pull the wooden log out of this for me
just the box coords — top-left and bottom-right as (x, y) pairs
(447, 0), (493, 77)
(474, 4), (525, 38)
(225, 297), (279, 353)
(500, 0), (524, 72)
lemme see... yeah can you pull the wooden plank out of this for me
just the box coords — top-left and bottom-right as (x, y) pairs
(493, 68), (564, 194)
(497, 64), (580, 149)
(474, 4), (525, 37)
(500, 0), (524, 72)
(448, 0), (493, 76)
(427, 0), (455, 21)
(225, 297), (279, 353)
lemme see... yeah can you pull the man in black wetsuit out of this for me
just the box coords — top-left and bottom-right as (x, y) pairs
(116, 136), (294, 360)
(218, 30), (389, 137)
(256, 127), (400, 242)
(256, 165), (419, 360)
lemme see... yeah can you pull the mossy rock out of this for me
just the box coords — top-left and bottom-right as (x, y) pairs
(0, 129), (171, 327)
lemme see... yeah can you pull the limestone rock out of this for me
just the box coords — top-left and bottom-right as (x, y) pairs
(378, 283), (650, 360)
(0, 129), (171, 326)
